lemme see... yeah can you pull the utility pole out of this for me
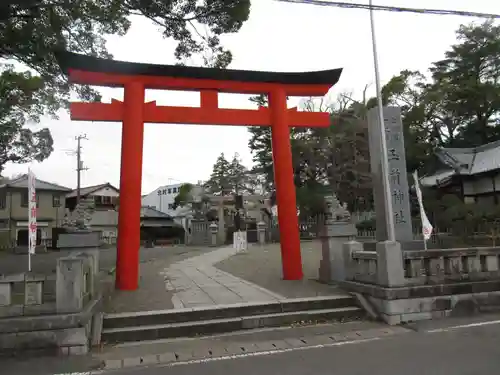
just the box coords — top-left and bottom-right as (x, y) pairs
(75, 134), (89, 206)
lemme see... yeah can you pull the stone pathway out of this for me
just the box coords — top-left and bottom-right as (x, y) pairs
(162, 246), (284, 308)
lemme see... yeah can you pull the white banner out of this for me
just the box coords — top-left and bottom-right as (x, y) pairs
(28, 169), (37, 255)
(413, 170), (433, 241)
(233, 230), (247, 252)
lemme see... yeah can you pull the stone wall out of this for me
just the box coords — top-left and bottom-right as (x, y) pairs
(0, 240), (102, 356)
(341, 242), (500, 325)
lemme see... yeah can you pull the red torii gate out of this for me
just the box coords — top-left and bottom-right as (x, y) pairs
(56, 51), (342, 291)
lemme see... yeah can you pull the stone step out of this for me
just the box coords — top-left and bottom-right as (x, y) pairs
(103, 295), (357, 329)
(101, 306), (364, 344)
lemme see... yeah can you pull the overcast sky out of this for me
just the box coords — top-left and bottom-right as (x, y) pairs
(4, 0), (499, 194)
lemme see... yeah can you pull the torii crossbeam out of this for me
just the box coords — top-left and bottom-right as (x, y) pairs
(56, 51), (343, 291)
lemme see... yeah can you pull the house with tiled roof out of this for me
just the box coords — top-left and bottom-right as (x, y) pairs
(420, 140), (500, 205)
(0, 174), (71, 248)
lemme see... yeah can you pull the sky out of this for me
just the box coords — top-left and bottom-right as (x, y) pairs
(4, 0), (500, 195)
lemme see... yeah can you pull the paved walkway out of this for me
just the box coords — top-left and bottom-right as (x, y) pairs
(163, 246), (284, 308)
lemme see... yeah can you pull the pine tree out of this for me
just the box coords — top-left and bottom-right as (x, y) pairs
(228, 153), (251, 195)
(205, 153), (232, 195)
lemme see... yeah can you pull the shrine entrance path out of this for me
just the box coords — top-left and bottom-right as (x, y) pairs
(104, 241), (346, 314)
(215, 241), (346, 299)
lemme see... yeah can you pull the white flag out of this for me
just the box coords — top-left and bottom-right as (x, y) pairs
(28, 169), (37, 255)
(413, 170), (433, 241)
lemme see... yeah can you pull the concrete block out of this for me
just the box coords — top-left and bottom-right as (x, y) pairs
(158, 352), (176, 364)
(123, 357), (143, 368)
(141, 354), (160, 365)
(0, 304), (23, 318)
(254, 341), (280, 351)
(68, 345), (88, 355)
(376, 241), (405, 287)
(485, 255), (499, 271)
(56, 327), (88, 347)
(380, 313), (402, 325)
(284, 338), (309, 347)
(399, 311), (433, 323)
(58, 346), (70, 356)
(105, 359), (123, 369)
(91, 312), (103, 347)
(343, 241), (364, 280)
(0, 283), (11, 306)
(24, 281), (43, 305)
(369, 296), (452, 315)
(56, 257), (84, 314)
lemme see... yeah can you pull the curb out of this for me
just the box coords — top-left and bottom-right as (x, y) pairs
(102, 326), (410, 370)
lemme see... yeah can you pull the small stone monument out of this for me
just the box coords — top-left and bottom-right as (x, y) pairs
(209, 222), (218, 247)
(318, 194), (357, 283)
(257, 221), (267, 245)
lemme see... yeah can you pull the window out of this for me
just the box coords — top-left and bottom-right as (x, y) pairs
(21, 191), (39, 207)
(168, 188), (172, 194)
(0, 189), (5, 210)
(168, 203), (174, 210)
(52, 194), (61, 207)
(172, 187), (177, 193)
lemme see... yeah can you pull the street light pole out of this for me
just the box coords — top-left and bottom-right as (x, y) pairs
(369, 0), (396, 241)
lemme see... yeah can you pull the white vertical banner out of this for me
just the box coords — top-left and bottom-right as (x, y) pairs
(28, 169), (37, 268)
(413, 170), (433, 247)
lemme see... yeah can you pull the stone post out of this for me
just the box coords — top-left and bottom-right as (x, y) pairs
(257, 221), (267, 245)
(217, 203), (225, 244)
(0, 281), (11, 306)
(56, 257), (85, 314)
(318, 195), (357, 283)
(376, 241), (405, 287)
(24, 275), (43, 306)
(209, 222), (218, 247)
(367, 107), (421, 249)
(343, 240), (364, 281)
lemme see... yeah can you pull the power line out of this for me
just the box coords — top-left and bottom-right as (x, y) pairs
(275, 0), (500, 19)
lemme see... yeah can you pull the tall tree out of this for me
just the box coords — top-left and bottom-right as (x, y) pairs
(0, 0), (251, 174)
(381, 20), (500, 172)
(228, 152), (251, 195)
(205, 152), (232, 195)
(248, 93), (372, 215)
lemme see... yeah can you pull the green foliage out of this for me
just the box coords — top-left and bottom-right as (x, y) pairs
(383, 20), (500, 172)
(205, 153), (232, 195)
(247, 21), (500, 219)
(248, 93), (372, 216)
(0, 0), (251, 173)
(172, 182), (194, 209)
(204, 152), (255, 195)
(356, 217), (376, 231)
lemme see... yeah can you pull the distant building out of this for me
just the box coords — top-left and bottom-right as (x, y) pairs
(66, 183), (119, 211)
(141, 183), (186, 217)
(0, 175), (70, 247)
(421, 140), (500, 205)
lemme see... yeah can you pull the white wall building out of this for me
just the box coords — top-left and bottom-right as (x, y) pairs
(142, 183), (186, 217)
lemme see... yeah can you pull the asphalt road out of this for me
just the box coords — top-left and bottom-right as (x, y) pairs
(107, 318), (500, 375)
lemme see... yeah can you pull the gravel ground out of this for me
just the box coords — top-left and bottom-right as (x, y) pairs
(102, 246), (209, 314)
(215, 241), (345, 298)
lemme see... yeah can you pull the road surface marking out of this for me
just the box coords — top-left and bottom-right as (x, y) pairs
(426, 319), (500, 333)
(159, 337), (381, 367)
